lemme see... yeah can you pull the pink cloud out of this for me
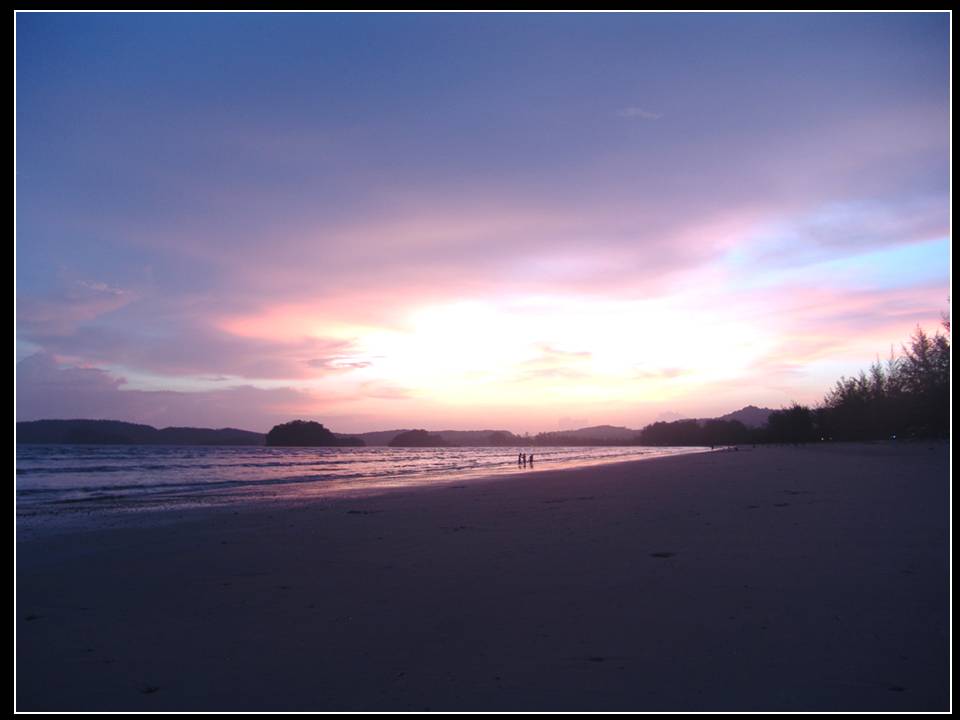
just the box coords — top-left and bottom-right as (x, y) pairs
(736, 281), (949, 397)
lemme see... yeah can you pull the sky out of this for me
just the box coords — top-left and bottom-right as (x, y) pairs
(15, 11), (951, 434)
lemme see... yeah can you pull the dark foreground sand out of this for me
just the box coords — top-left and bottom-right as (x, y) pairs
(16, 443), (950, 711)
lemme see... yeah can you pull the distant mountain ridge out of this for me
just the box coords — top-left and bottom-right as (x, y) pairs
(536, 425), (639, 442)
(714, 405), (773, 428)
(16, 419), (265, 446)
(17, 407), (775, 446)
(388, 429), (450, 447)
(337, 429), (521, 446)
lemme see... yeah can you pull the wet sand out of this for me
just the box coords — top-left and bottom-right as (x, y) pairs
(15, 443), (950, 711)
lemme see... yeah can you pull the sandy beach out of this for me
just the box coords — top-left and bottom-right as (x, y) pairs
(15, 443), (950, 712)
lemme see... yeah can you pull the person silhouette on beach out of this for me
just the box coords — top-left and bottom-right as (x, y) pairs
(529, 453), (534, 466)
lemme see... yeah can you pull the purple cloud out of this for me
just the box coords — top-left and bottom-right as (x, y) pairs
(16, 353), (321, 431)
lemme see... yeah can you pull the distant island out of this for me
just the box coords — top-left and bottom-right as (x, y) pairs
(15, 412), (775, 448)
(15, 419), (265, 446)
(265, 420), (364, 447)
(388, 429), (450, 447)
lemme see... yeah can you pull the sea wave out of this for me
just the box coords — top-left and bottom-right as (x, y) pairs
(15, 444), (705, 514)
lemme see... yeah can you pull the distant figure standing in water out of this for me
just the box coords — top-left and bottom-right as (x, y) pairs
(517, 452), (523, 466)
(529, 453), (534, 466)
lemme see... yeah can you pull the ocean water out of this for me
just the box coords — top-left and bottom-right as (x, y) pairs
(16, 444), (707, 517)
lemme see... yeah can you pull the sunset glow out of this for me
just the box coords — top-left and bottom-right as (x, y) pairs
(16, 12), (949, 433)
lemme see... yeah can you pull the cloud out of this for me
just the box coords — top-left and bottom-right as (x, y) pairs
(536, 344), (592, 360)
(357, 381), (413, 400)
(729, 280), (949, 398)
(15, 352), (324, 432)
(514, 344), (593, 383)
(17, 279), (135, 337)
(617, 107), (662, 120)
(306, 357), (373, 371)
(634, 367), (685, 381)
(738, 196), (948, 271)
(301, 340), (378, 373)
(21, 308), (374, 381)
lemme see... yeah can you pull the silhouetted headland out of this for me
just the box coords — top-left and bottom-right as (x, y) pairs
(15, 419), (265, 446)
(265, 420), (365, 447)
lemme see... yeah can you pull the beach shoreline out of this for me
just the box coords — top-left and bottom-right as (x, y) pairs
(14, 445), (709, 534)
(15, 443), (950, 711)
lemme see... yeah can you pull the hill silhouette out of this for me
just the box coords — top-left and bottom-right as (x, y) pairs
(266, 420), (365, 447)
(388, 429), (450, 447)
(16, 419), (265, 446)
(715, 405), (773, 428)
(16, 406), (781, 448)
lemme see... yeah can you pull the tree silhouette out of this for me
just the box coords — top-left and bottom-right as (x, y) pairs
(817, 322), (949, 440)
